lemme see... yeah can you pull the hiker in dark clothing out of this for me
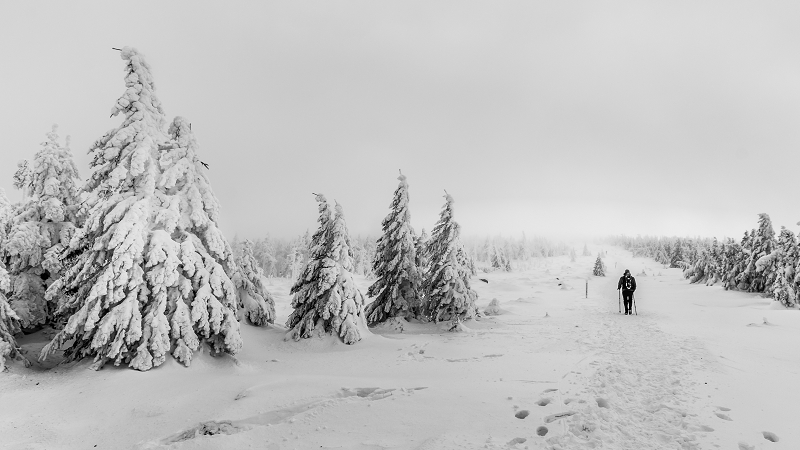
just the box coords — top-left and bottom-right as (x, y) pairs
(617, 269), (637, 315)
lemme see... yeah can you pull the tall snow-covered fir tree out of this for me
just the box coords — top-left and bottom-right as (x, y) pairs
(41, 48), (242, 371)
(4, 125), (81, 329)
(364, 172), (422, 324)
(770, 227), (798, 307)
(286, 195), (369, 344)
(423, 193), (478, 325)
(745, 213), (777, 293)
(721, 237), (745, 290)
(0, 261), (28, 371)
(593, 255), (606, 276)
(233, 239), (275, 326)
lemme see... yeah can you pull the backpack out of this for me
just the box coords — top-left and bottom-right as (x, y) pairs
(624, 276), (633, 290)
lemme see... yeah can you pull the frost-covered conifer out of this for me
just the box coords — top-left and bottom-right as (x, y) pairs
(569, 247), (577, 263)
(234, 239), (276, 326)
(593, 255), (606, 276)
(721, 238), (745, 290)
(41, 48), (242, 371)
(0, 262), (28, 371)
(0, 189), (12, 242)
(253, 237), (278, 277)
(415, 228), (429, 273)
(12, 160), (32, 199)
(746, 213), (777, 293)
(286, 196), (368, 344)
(669, 239), (684, 268)
(490, 245), (511, 272)
(582, 244), (591, 257)
(771, 227), (798, 307)
(365, 172), (422, 324)
(5, 125), (80, 329)
(423, 193), (479, 325)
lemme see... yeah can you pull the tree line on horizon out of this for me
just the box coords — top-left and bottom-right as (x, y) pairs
(612, 212), (800, 308)
(230, 230), (573, 280)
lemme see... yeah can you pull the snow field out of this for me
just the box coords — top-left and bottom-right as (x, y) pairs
(1, 244), (797, 449)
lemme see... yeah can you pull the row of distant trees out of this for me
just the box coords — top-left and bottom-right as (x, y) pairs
(232, 232), (575, 279)
(611, 213), (799, 308)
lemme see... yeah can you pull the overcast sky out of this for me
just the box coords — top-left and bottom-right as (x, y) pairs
(2, 1), (800, 241)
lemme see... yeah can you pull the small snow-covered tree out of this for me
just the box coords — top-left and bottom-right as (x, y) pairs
(582, 244), (591, 257)
(0, 262), (28, 371)
(234, 239), (276, 326)
(5, 125), (80, 329)
(286, 196), (369, 344)
(569, 247), (577, 263)
(423, 192), (479, 326)
(41, 48), (242, 371)
(364, 172), (423, 324)
(593, 255), (606, 276)
(490, 244), (511, 271)
(12, 160), (32, 200)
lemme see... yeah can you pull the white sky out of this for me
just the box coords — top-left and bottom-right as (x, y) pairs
(2, 1), (800, 241)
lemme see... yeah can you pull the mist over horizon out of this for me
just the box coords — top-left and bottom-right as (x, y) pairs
(3, 1), (800, 246)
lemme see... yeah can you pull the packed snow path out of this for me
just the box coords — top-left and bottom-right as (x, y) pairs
(1, 246), (796, 449)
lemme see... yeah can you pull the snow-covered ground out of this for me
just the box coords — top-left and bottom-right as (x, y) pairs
(2, 245), (797, 449)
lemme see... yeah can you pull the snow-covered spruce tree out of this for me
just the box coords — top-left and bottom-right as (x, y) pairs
(490, 245), (511, 272)
(415, 228), (429, 275)
(422, 193), (479, 326)
(721, 237), (745, 290)
(286, 196), (368, 344)
(746, 213), (777, 293)
(0, 188), (12, 243)
(233, 239), (275, 326)
(0, 261), (29, 371)
(364, 172), (423, 325)
(12, 160), (32, 200)
(592, 255), (605, 276)
(4, 125), (81, 329)
(582, 244), (591, 257)
(41, 48), (242, 371)
(253, 237), (278, 277)
(569, 247), (577, 263)
(669, 239), (684, 268)
(770, 227), (798, 307)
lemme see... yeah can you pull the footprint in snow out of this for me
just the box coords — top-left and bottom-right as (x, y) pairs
(544, 411), (576, 423)
(714, 412), (732, 421)
(762, 431), (779, 442)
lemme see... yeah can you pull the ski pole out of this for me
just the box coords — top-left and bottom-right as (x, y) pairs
(633, 292), (638, 315)
(618, 289), (621, 314)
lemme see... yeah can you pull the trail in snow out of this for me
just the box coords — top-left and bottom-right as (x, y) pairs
(547, 301), (717, 449)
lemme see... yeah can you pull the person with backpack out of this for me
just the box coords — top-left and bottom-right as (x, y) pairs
(617, 269), (637, 315)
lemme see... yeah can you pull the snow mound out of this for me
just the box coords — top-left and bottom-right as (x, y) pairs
(484, 298), (505, 316)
